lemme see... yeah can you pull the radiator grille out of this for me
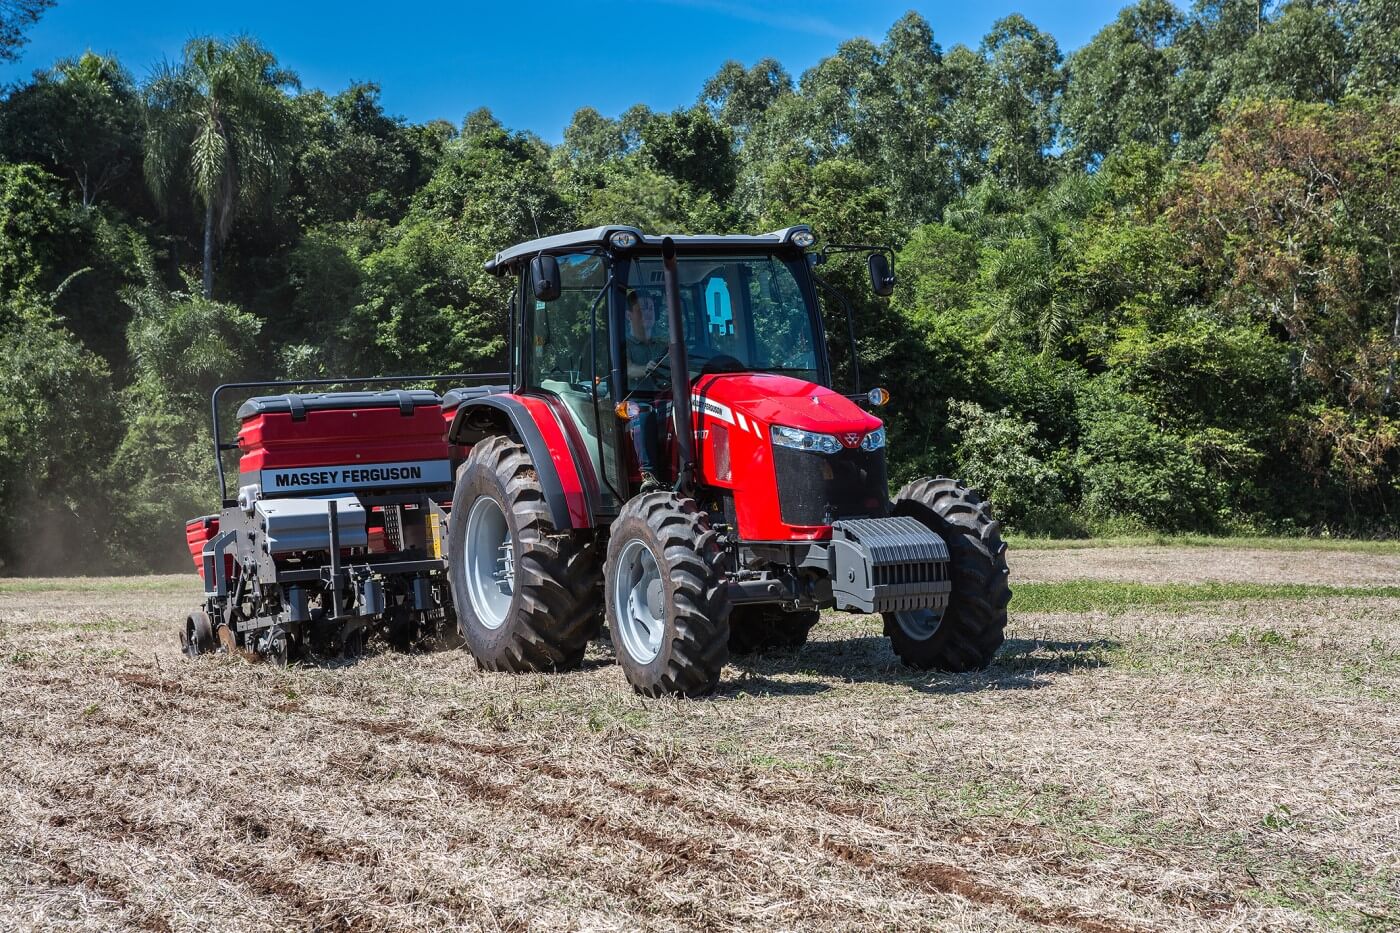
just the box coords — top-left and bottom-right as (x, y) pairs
(773, 445), (887, 526)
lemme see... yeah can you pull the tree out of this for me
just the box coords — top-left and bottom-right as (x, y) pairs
(1060, 0), (1184, 166)
(0, 52), (144, 208)
(976, 15), (1064, 190)
(1345, 0), (1400, 97)
(109, 263), (263, 565)
(639, 106), (736, 201)
(143, 36), (299, 298)
(349, 120), (569, 374)
(0, 0), (52, 63)
(289, 82), (434, 227)
(0, 296), (117, 573)
(1169, 99), (1400, 515)
(557, 106), (628, 175)
(700, 57), (792, 149)
(1234, 1), (1349, 103)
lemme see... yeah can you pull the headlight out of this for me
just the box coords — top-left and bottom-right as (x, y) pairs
(609, 230), (638, 249)
(791, 229), (816, 248)
(771, 424), (841, 454)
(860, 427), (886, 451)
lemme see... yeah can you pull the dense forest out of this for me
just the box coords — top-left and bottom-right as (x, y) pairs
(1, 1), (1398, 571)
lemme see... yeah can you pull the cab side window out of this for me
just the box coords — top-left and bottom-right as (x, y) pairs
(525, 252), (608, 387)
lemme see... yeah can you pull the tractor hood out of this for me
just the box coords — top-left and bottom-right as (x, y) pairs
(691, 372), (882, 440)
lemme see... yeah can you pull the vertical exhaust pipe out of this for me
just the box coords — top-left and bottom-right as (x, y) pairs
(661, 237), (695, 494)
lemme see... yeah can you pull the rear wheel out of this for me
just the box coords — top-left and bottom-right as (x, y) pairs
(605, 492), (730, 697)
(448, 435), (600, 672)
(728, 606), (818, 654)
(884, 477), (1010, 672)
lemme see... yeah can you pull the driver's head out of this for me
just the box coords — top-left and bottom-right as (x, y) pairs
(628, 290), (657, 338)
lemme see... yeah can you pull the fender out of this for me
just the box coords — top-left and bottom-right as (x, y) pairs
(446, 393), (593, 531)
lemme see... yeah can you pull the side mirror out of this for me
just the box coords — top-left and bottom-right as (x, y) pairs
(531, 254), (561, 302)
(867, 253), (895, 297)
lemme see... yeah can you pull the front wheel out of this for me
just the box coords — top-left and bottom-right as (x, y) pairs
(605, 492), (730, 697)
(448, 435), (600, 672)
(884, 477), (1010, 672)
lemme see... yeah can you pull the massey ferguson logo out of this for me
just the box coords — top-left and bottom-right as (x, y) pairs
(842, 432), (862, 448)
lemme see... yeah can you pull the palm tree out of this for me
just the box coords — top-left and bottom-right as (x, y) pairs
(143, 37), (298, 298)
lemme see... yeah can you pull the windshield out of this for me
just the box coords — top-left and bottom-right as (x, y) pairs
(620, 253), (819, 395)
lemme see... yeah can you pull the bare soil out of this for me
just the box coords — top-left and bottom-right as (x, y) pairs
(1013, 545), (1400, 586)
(1, 548), (1396, 932)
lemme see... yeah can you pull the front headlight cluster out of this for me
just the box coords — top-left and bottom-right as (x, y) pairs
(860, 427), (886, 451)
(770, 424), (886, 454)
(771, 424), (842, 454)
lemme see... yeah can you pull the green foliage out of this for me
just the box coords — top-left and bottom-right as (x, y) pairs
(0, 297), (116, 572)
(0, 161), (64, 299)
(946, 400), (1069, 533)
(638, 107), (735, 200)
(3, 4), (1400, 570)
(1076, 381), (1213, 532)
(107, 267), (263, 566)
(351, 216), (504, 374)
(0, 0), (52, 63)
(1061, 0), (1183, 165)
(143, 36), (300, 297)
(0, 52), (144, 209)
(291, 83), (436, 226)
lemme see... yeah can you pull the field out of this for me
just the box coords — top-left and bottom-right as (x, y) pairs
(2, 544), (1398, 932)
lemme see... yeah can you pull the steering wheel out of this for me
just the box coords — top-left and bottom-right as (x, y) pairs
(639, 352), (671, 383)
(698, 353), (746, 375)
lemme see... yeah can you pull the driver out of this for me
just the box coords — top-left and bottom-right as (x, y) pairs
(624, 289), (669, 494)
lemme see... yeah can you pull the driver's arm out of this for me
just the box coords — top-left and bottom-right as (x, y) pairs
(626, 335), (659, 376)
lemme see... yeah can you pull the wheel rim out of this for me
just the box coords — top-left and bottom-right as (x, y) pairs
(464, 495), (514, 630)
(894, 608), (944, 641)
(613, 539), (665, 664)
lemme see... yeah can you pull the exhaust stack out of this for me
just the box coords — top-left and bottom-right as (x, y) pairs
(660, 237), (695, 494)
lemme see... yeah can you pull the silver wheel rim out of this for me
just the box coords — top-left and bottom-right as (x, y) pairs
(613, 539), (665, 664)
(464, 495), (514, 630)
(895, 608), (943, 641)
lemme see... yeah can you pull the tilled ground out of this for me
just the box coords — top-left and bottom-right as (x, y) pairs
(0, 554), (1397, 932)
(1012, 544), (1400, 586)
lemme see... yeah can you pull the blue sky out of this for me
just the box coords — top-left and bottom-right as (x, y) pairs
(2, 1), (1127, 140)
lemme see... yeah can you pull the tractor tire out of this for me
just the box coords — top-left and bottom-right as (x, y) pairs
(728, 606), (818, 654)
(448, 435), (600, 672)
(604, 492), (730, 697)
(884, 477), (1010, 672)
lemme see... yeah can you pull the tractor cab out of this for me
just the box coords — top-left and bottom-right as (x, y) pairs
(487, 226), (845, 512)
(441, 225), (1010, 697)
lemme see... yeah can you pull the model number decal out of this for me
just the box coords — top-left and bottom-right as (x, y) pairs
(260, 459), (451, 492)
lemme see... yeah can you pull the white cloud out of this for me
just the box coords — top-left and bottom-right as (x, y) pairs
(657, 0), (851, 40)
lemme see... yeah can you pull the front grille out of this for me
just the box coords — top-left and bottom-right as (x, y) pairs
(773, 445), (888, 526)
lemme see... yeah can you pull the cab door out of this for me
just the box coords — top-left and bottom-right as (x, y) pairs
(522, 252), (624, 514)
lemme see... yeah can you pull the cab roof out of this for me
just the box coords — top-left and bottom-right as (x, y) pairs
(484, 225), (813, 275)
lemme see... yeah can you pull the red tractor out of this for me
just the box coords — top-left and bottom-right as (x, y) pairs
(443, 225), (1010, 696)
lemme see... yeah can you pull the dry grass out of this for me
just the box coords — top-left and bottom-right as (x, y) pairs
(1013, 545), (1400, 586)
(1, 548), (1397, 932)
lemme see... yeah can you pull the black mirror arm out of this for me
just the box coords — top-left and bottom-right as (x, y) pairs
(821, 244), (895, 270)
(813, 274), (862, 394)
